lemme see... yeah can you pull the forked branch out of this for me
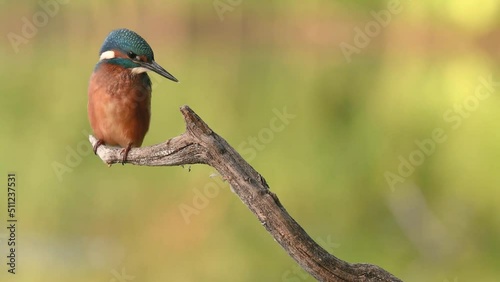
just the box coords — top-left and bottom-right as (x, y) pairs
(89, 105), (402, 282)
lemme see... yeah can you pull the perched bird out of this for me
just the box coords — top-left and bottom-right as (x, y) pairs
(88, 28), (178, 163)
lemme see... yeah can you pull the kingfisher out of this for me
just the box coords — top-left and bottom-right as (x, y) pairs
(88, 28), (178, 163)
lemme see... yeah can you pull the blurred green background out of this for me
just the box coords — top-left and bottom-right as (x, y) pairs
(1, 0), (500, 281)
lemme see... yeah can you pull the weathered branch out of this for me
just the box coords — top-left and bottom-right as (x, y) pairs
(89, 105), (402, 282)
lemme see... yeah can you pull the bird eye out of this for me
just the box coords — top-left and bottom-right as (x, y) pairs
(127, 51), (138, 60)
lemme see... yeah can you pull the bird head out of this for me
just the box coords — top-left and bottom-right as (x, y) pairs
(98, 28), (178, 82)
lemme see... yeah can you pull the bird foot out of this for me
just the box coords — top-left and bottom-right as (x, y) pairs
(93, 139), (104, 154)
(120, 144), (132, 165)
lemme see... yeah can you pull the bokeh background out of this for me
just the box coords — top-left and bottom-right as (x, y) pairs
(1, 0), (500, 281)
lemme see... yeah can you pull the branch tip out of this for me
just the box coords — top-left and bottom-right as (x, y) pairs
(180, 105), (213, 135)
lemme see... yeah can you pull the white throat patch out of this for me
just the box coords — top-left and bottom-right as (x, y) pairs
(99, 50), (115, 61)
(131, 67), (149, 74)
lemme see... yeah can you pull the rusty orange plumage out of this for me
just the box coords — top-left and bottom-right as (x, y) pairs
(88, 28), (178, 163)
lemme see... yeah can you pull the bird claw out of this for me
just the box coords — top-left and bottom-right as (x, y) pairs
(93, 139), (104, 154)
(120, 144), (132, 165)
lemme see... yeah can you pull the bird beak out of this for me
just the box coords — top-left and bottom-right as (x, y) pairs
(141, 61), (178, 82)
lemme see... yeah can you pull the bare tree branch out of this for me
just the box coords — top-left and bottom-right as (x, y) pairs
(88, 105), (402, 282)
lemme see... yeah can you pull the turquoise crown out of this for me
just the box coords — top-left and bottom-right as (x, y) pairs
(99, 28), (155, 61)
